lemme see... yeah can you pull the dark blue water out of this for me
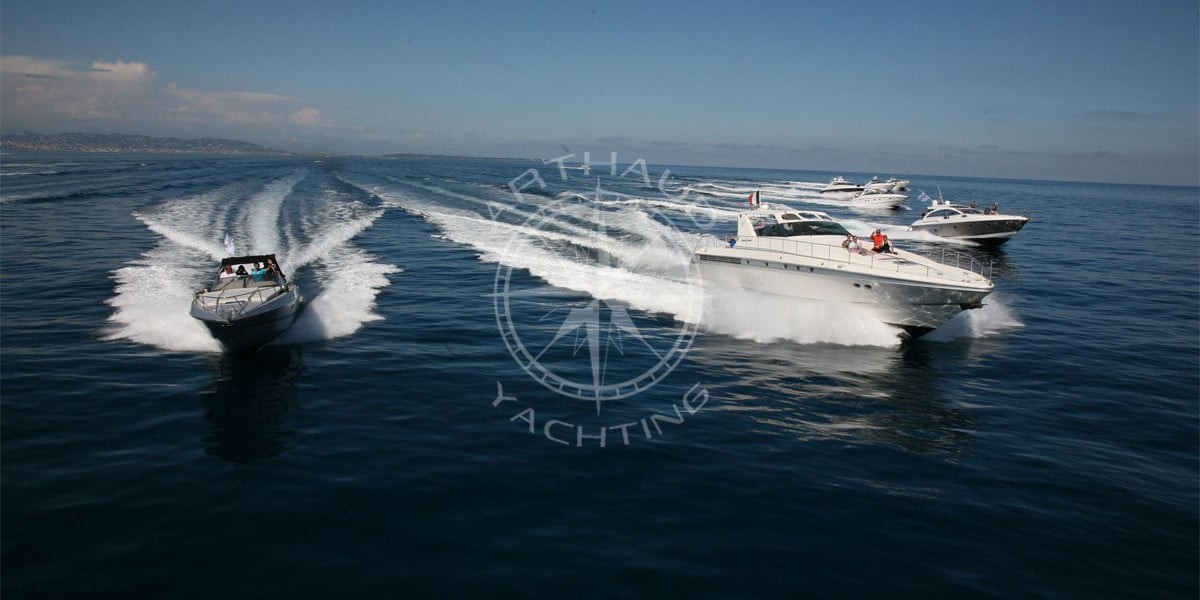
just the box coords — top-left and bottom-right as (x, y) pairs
(2, 152), (1197, 598)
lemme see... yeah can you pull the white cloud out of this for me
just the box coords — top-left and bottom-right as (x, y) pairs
(1, 55), (156, 121)
(164, 83), (298, 125)
(88, 59), (153, 84)
(1, 54), (324, 135)
(288, 107), (321, 127)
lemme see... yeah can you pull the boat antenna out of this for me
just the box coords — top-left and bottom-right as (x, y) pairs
(936, 185), (944, 202)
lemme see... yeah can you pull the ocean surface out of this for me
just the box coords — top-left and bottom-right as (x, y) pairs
(2, 151), (1196, 598)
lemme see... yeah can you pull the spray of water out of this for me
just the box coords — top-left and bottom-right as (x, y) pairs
(104, 170), (398, 352)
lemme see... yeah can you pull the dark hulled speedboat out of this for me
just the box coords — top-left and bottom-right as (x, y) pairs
(190, 254), (300, 352)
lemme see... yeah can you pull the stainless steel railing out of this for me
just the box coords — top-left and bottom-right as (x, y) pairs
(193, 283), (290, 321)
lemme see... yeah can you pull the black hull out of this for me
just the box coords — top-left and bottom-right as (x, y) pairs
(896, 324), (936, 339)
(194, 296), (299, 353)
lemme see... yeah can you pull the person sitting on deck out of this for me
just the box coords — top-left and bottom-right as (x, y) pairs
(870, 230), (896, 254)
(250, 262), (267, 282)
(218, 265), (237, 280)
(842, 234), (863, 254)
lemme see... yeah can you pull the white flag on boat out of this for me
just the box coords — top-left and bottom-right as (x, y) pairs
(224, 234), (235, 255)
(917, 191), (932, 204)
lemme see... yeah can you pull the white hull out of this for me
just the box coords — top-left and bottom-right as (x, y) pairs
(848, 191), (907, 209)
(693, 253), (988, 335)
(692, 204), (993, 336)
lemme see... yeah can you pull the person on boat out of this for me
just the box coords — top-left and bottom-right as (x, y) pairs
(842, 234), (862, 253)
(264, 258), (284, 282)
(250, 262), (267, 282)
(986, 202), (999, 215)
(870, 230), (896, 254)
(218, 265), (236, 280)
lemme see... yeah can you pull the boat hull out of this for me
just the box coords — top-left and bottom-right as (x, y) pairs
(692, 255), (989, 335)
(191, 286), (300, 352)
(850, 192), (907, 209)
(910, 217), (1028, 246)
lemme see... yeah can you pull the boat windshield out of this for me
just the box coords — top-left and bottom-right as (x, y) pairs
(757, 220), (850, 237)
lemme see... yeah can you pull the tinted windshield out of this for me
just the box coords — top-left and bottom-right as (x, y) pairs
(758, 220), (850, 237)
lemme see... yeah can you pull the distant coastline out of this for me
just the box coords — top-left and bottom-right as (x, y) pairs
(0, 132), (289, 155)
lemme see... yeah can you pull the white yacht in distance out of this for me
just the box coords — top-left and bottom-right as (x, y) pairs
(849, 187), (907, 209)
(864, 176), (910, 193)
(692, 204), (994, 336)
(820, 176), (864, 194)
(909, 199), (1029, 246)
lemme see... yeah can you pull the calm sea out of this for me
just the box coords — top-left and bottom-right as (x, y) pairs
(2, 152), (1196, 598)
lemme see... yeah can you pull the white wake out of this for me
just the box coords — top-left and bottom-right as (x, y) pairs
(104, 170), (398, 352)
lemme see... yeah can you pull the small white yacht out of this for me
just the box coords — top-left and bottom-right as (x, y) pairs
(820, 176), (864, 194)
(190, 254), (300, 352)
(909, 200), (1029, 246)
(849, 187), (907, 209)
(692, 204), (994, 336)
(864, 176), (910, 193)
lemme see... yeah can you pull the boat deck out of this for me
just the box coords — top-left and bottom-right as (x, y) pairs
(212, 276), (284, 291)
(716, 237), (993, 283)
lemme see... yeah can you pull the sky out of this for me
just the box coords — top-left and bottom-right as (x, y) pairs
(1, 0), (1197, 185)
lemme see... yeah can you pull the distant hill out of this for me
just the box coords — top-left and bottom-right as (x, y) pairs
(0, 132), (289, 155)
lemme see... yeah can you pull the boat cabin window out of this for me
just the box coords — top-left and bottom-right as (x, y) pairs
(757, 219), (850, 237)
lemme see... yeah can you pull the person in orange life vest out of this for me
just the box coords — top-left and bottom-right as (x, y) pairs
(870, 229), (896, 254)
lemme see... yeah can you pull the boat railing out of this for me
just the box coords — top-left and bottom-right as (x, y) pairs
(740, 237), (993, 281)
(193, 283), (289, 321)
(928, 247), (994, 279)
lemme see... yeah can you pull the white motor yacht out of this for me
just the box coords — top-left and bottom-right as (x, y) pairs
(190, 253), (300, 352)
(864, 176), (910, 193)
(909, 200), (1029, 246)
(692, 204), (994, 336)
(848, 187), (907, 209)
(820, 176), (864, 194)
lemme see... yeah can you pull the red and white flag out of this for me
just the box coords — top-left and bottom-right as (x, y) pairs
(748, 190), (760, 206)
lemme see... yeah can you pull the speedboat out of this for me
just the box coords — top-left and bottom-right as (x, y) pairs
(692, 204), (994, 337)
(820, 176), (864, 194)
(864, 176), (910, 193)
(848, 187), (907, 209)
(190, 254), (300, 352)
(909, 199), (1029, 246)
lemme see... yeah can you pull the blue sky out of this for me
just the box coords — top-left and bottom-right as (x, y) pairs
(2, 0), (1197, 184)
